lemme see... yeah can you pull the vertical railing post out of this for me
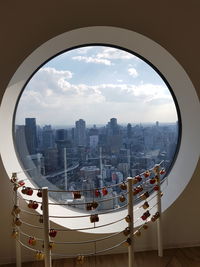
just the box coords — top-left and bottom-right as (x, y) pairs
(42, 187), (52, 267)
(14, 187), (21, 267)
(155, 165), (163, 257)
(127, 177), (134, 267)
(64, 148), (68, 191)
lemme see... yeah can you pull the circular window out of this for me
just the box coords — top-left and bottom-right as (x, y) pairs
(0, 27), (199, 233)
(14, 44), (180, 211)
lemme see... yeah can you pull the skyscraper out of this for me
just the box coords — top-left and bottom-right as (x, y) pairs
(25, 118), (37, 155)
(75, 119), (86, 146)
(42, 125), (54, 149)
(55, 129), (67, 141)
(127, 123), (132, 138)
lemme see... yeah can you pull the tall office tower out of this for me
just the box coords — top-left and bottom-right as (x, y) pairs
(127, 123), (132, 138)
(110, 118), (119, 135)
(89, 126), (99, 149)
(107, 118), (119, 136)
(106, 118), (122, 153)
(25, 118), (38, 155)
(55, 129), (68, 141)
(15, 125), (29, 162)
(43, 148), (58, 173)
(75, 119), (86, 146)
(42, 125), (54, 149)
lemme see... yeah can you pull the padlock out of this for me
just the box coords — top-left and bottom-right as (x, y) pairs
(120, 182), (127, 190)
(76, 255), (85, 265)
(73, 191), (81, 199)
(123, 227), (130, 236)
(37, 189), (42, 198)
(90, 214), (99, 223)
(142, 201), (149, 209)
(49, 229), (57, 238)
(123, 238), (131, 247)
(119, 195), (126, 202)
(102, 187), (108, 196)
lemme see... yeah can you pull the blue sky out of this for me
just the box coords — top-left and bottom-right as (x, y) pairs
(15, 45), (178, 126)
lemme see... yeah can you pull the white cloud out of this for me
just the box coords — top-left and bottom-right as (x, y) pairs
(39, 67), (73, 79)
(96, 47), (136, 60)
(46, 89), (53, 96)
(72, 47), (137, 66)
(23, 68), (171, 107)
(16, 66), (177, 125)
(77, 47), (94, 54)
(72, 56), (112, 65)
(128, 68), (138, 78)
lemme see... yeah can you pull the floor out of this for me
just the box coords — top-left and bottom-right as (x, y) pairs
(2, 247), (200, 267)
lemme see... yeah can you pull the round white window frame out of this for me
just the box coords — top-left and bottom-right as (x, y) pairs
(0, 26), (199, 233)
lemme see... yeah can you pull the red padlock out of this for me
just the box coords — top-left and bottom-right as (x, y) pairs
(141, 213), (147, 220)
(32, 201), (39, 210)
(143, 171), (150, 178)
(73, 191), (81, 199)
(149, 178), (156, 184)
(37, 189), (42, 198)
(102, 187), (108, 196)
(28, 200), (34, 209)
(154, 185), (159, 191)
(27, 187), (33, 196)
(49, 229), (57, 238)
(138, 185), (143, 192)
(18, 180), (25, 187)
(21, 186), (28, 194)
(95, 189), (100, 197)
(160, 169), (166, 175)
(135, 175), (142, 182)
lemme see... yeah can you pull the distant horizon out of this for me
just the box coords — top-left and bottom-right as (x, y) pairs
(15, 119), (178, 129)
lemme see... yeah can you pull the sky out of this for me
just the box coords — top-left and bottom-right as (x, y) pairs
(15, 45), (178, 127)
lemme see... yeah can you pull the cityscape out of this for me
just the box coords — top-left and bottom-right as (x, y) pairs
(14, 117), (179, 211)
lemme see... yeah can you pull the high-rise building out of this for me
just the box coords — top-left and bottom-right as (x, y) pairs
(56, 129), (68, 141)
(89, 135), (99, 148)
(25, 118), (37, 155)
(56, 140), (71, 168)
(75, 119), (86, 146)
(15, 125), (29, 163)
(127, 123), (132, 138)
(107, 118), (120, 136)
(42, 125), (54, 149)
(43, 148), (58, 173)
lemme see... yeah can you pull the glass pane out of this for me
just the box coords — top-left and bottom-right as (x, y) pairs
(14, 45), (180, 211)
